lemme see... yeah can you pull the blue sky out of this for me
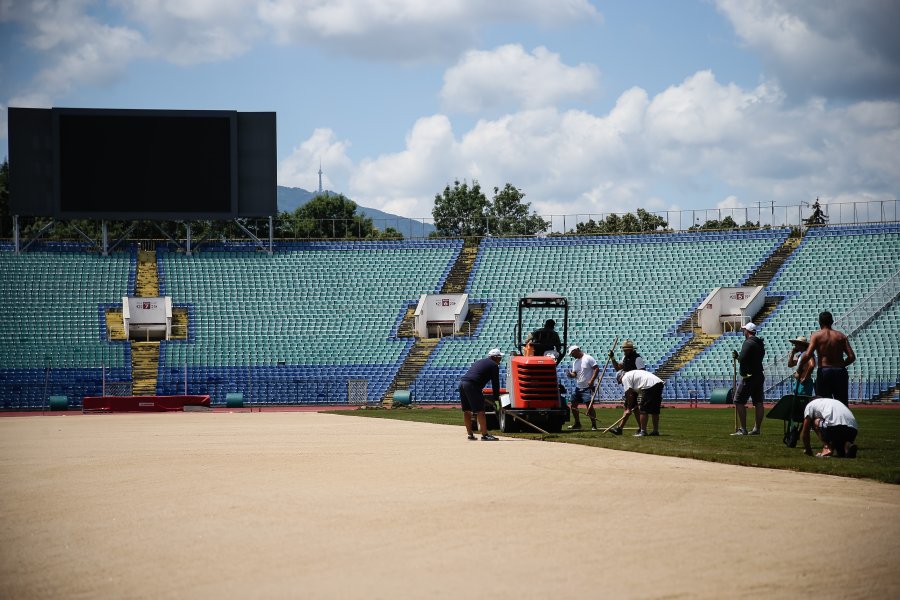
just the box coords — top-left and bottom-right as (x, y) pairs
(2, 0), (899, 222)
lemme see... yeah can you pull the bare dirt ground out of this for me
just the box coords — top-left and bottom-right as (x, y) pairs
(1, 411), (898, 599)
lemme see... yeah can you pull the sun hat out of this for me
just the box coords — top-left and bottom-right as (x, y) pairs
(788, 335), (808, 346)
(622, 340), (635, 349)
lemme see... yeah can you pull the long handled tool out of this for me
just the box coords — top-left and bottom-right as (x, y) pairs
(732, 354), (738, 432)
(504, 409), (550, 437)
(586, 337), (618, 414)
(600, 411), (628, 434)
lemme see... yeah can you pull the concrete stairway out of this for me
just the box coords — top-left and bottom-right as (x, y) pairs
(383, 237), (483, 406)
(131, 250), (163, 395)
(131, 341), (159, 396)
(135, 249), (159, 297)
(655, 233), (802, 383)
(106, 310), (126, 341)
(655, 331), (719, 380)
(441, 238), (480, 294)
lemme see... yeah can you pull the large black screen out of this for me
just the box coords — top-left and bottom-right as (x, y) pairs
(8, 107), (276, 220)
(55, 109), (237, 217)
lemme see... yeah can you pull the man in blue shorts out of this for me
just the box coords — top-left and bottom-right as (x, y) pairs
(459, 348), (503, 441)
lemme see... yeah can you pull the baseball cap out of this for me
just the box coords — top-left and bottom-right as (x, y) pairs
(567, 345), (580, 355)
(742, 322), (757, 333)
(488, 348), (504, 358)
(622, 340), (635, 349)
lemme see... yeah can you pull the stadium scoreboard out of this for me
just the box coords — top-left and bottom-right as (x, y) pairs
(8, 107), (276, 220)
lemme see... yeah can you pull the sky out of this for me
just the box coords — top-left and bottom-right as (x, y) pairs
(2, 0), (899, 224)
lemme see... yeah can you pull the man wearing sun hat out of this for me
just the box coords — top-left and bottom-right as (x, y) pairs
(787, 335), (815, 396)
(459, 348), (503, 441)
(609, 339), (645, 373)
(730, 322), (766, 436)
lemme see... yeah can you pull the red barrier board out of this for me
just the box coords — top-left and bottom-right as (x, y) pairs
(82, 395), (211, 412)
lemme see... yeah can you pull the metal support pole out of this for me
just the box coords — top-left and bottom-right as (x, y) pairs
(102, 221), (109, 256)
(186, 223), (192, 256)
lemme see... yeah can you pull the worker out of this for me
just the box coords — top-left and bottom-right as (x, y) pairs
(799, 397), (858, 458)
(799, 311), (856, 406)
(731, 322), (765, 436)
(787, 335), (815, 396)
(566, 345), (599, 430)
(609, 339), (645, 372)
(527, 319), (562, 359)
(459, 348), (503, 441)
(613, 369), (665, 437)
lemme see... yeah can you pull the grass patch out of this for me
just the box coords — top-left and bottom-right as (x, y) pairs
(328, 406), (900, 484)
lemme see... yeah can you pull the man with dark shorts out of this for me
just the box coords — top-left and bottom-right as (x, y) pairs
(527, 319), (563, 359)
(459, 348), (503, 441)
(731, 322), (765, 436)
(800, 397), (859, 458)
(800, 311), (855, 406)
(614, 369), (664, 436)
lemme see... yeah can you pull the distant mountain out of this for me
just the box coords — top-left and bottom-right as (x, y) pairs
(277, 186), (435, 238)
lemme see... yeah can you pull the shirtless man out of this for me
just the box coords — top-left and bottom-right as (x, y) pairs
(800, 311), (855, 406)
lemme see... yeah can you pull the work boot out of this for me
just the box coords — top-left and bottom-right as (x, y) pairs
(567, 423), (582, 430)
(467, 433), (477, 441)
(481, 433), (499, 441)
(609, 427), (622, 436)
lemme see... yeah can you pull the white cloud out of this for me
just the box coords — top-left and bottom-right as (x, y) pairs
(258, 0), (600, 61)
(343, 70), (900, 221)
(278, 128), (354, 193)
(715, 0), (900, 100)
(441, 45), (600, 112)
(2, 0), (147, 105)
(114, 0), (263, 65)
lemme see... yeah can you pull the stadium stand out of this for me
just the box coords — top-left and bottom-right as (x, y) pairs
(679, 224), (900, 400)
(156, 240), (462, 405)
(412, 229), (791, 402)
(0, 226), (896, 409)
(0, 243), (133, 409)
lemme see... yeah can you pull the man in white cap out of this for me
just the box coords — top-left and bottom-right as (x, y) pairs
(730, 322), (766, 436)
(566, 345), (599, 430)
(459, 348), (503, 441)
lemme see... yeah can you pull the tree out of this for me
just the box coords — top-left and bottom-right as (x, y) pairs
(689, 216), (758, 231)
(636, 208), (668, 232)
(571, 209), (667, 234)
(432, 180), (490, 236)
(283, 193), (375, 239)
(488, 184), (549, 235)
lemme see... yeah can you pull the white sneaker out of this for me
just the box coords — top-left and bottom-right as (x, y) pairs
(731, 428), (747, 436)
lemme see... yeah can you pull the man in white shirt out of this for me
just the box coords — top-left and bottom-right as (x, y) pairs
(612, 369), (665, 437)
(800, 397), (858, 458)
(566, 345), (599, 430)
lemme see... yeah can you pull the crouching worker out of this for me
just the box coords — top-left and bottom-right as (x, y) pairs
(800, 397), (858, 458)
(612, 369), (665, 437)
(459, 348), (503, 441)
(608, 386), (641, 436)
